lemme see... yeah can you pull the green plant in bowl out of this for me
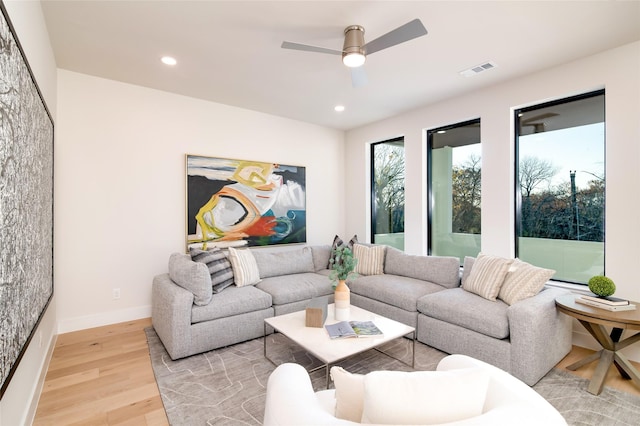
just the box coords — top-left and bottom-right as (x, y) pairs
(588, 275), (616, 297)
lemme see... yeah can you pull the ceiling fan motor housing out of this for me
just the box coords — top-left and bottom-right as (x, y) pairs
(342, 25), (366, 67)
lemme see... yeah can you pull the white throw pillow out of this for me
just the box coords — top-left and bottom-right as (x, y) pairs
(353, 244), (385, 276)
(498, 259), (555, 305)
(361, 368), (490, 425)
(227, 247), (261, 287)
(462, 253), (513, 301)
(330, 366), (365, 422)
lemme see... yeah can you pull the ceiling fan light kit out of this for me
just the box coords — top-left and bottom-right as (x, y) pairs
(281, 19), (428, 86)
(342, 25), (366, 68)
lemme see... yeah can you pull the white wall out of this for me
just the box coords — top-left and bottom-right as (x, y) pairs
(1, 2), (58, 425)
(345, 42), (640, 359)
(55, 70), (345, 332)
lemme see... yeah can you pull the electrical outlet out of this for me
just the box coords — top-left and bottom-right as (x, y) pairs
(113, 288), (121, 300)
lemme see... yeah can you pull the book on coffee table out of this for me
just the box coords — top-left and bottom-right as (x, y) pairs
(325, 320), (383, 339)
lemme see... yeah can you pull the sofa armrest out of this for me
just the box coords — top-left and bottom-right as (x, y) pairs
(264, 363), (356, 426)
(507, 287), (572, 385)
(152, 273), (195, 360)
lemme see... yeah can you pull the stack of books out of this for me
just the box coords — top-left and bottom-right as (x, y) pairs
(576, 294), (636, 311)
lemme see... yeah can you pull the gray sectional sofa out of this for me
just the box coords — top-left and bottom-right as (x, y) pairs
(151, 243), (571, 385)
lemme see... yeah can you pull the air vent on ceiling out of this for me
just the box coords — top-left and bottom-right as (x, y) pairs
(459, 61), (497, 77)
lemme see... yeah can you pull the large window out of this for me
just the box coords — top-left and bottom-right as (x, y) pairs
(515, 90), (605, 284)
(428, 119), (481, 264)
(371, 137), (405, 250)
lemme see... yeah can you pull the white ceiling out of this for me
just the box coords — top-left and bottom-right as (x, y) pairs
(40, 1), (640, 131)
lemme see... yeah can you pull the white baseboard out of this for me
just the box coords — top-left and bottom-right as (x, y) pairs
(25, 333), (57, 426)
(57, 305), (151, 334)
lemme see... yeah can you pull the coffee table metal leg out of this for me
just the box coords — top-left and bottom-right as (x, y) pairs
(412, 330), (416, 368)
(326, 364), (330, 389)
(264, 323), (278, 367)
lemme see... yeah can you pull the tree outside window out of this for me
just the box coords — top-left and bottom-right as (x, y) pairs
(428, 119), (481, 264)
(371, 138), (405, 249)
(516, 90), (605, 284)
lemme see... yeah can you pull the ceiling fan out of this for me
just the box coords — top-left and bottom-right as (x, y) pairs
(281, 19), (428, 87)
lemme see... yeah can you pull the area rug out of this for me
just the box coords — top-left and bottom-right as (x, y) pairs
(145, 327), (640, 425)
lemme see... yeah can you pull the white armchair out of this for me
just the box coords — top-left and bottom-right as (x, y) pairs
(263, 354), (566, 426)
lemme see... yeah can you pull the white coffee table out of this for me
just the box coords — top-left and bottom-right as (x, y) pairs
(264, 303), (416, 387)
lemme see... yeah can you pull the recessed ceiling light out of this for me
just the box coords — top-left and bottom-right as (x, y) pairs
(334, 105), (345, 112)
(161, 56), (177, 66)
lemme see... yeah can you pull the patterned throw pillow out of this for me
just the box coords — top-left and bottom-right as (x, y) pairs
(227, 247), (261, 287)
(328, 234), (358, 268)
(462, 254), (513, 301)
(189, 247), (235, 293)
(498, 259), (555, 305)
(353, 244), (385, 275)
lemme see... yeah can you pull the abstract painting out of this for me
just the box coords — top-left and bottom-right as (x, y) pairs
(0, 3), (54, 398)
(186, 155), (306, 249)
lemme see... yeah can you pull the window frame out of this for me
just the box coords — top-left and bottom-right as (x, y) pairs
(427, 118), (481, 257)
(514, 89), (606, 285)
(370, 136), (405, 246)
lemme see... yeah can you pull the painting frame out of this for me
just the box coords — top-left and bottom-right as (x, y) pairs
(0, 1), (55, 399)
(186, 154), (306, 250)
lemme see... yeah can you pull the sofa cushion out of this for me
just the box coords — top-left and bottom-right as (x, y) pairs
(417, 288), (510, 339)
(228, 247), (261, 286)
(498, 259), (555, 305)
(191, 285), (272, 323)
(353, 244), (385, 276)
(461, 256), (476, 287)
(189, 247), (235, 293)
(256, 272), (332, 305)
(462, 254), (513, 301)
(349, 274), (445, 312)
(311, 245), (332, 272)
(361, 368), (490, 425)
(252, 246), (315, 278)
(384, 247), (460, 289)
(330, 366), (365, 422)
(168, 253), (212, 306)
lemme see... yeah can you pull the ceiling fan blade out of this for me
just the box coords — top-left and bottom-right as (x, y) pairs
(281, 41), (342, 56)
(351, 67), (368, 88)
(363, 19), (428, 56)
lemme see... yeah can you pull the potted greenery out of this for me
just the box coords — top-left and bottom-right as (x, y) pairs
(328, 246), (358, 321)
(328, 246), (358, 288)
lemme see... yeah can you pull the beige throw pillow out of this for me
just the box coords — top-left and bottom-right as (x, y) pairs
(353, 244), (385, 276)
(330, 366), (365, 422)
(462, 254), (513, 301)
(227, 247), (261, 287)
(498, 259), (555, 305)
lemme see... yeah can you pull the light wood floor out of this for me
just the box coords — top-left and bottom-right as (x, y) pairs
(33, 318), (640, 425)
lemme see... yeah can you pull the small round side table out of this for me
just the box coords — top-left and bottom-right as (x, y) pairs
(555, 293), (640, 395)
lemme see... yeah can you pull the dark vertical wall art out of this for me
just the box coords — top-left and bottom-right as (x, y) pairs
(0, 2), (54, 398)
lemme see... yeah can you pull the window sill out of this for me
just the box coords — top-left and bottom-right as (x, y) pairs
(546, 280), (590, 295)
